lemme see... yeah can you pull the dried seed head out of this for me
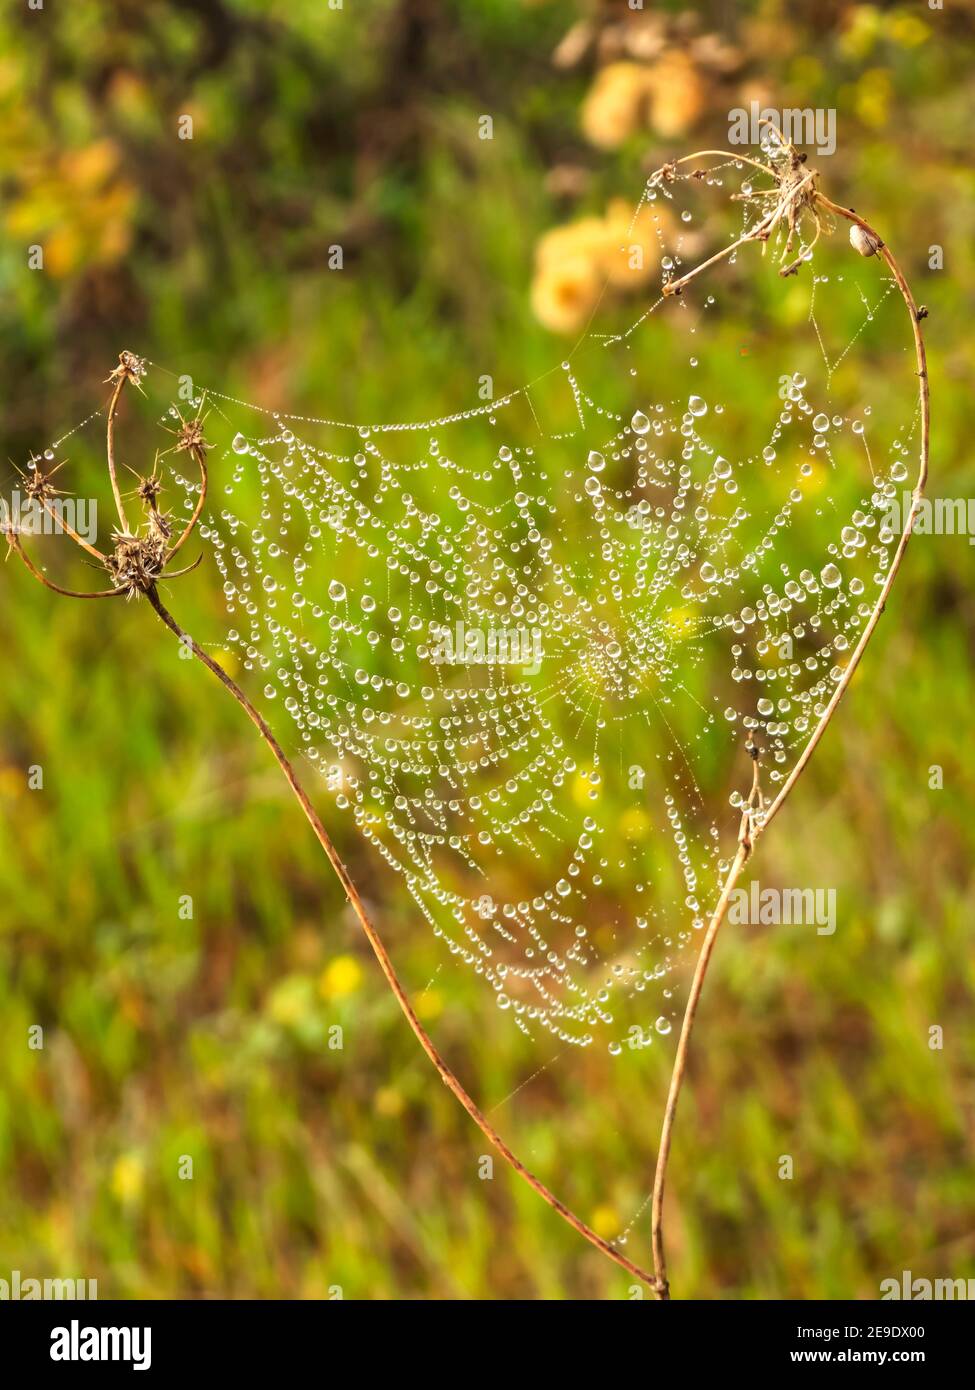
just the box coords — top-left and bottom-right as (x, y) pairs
(175, 417), (208, 455)
(22, 461), (60, 503)
(849, 223), (881, 257)
(106, 531), (167, 598)
(108, 350), (147, 386)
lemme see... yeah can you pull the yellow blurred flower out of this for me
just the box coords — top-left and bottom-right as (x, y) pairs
(620, 807), (651, 841)
(111, 1154), (144, 1204)
(581, 53), (705, 150)
(268, 973), (315, 1024)
(66, 139), (120, 191)
(590, 1203), (620, 1239)
(213, 649), (239, 677)
(374, 1086), (405, 1117)
(838, 5), (882, 61)
(108, 71), (154, 125)
(889, 13), (930, 48)
(319, 954), (363, 1001)
(789, 55), (824, 90)
(601, 199), (659, 289)
(3, 136), (135, 279)
(581, 62), (650, 150)
(572, 773), (597, 807)
(530, 201), (664, 334)
(855, 68), (893, 129)
(43, 226), (83, 279)
(416, 987), (443, 1022)
(646, 51), (707, 139)
(0, 766), (25, 799)
(531, 252), (602, 335)
(535, 214), (611, 271)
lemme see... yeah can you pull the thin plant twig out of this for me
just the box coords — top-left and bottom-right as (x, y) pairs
(6, 351), (664, 1294)
(145, 589), (664, 1291)
(646, 135), (930, 1300)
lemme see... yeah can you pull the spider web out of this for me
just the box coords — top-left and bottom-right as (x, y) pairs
(163, 151), (917, 1046)
(24, 141), (922, 1261)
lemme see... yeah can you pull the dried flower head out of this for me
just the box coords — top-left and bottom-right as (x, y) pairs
(107, 350), (147, 388)
(21, 460), (62, 503)
(105, 531), (168, 599)
(174, 415), (208, 456)
(136, 473), (163, 506)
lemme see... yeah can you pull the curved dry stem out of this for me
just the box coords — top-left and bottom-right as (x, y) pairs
(656, 148), (778, 182)
(758, 198), (929, 839)
(159, 552), (204, 582)
(651, 837), (752, 1299)
(167, 443), (208, 562)
(106, 372), (131, 534)
(146, 587), (663, 1293)
(36, 497), (107, 563)
(649, 196), (930, 1298)
(7, 531), (123, 599)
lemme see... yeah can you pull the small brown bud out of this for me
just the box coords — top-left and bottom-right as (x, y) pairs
(849, 224), (881, 257)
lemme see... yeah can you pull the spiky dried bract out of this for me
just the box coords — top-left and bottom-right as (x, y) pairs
(105, 531), (168, 598)
(137, 474), (164, 506)
(175, 417), (208, 455)
(21, 463), (61, 503)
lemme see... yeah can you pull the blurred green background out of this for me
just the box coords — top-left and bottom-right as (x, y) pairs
(1, 0), (974, 1300)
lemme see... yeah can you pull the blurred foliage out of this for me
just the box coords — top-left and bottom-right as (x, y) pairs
(1, 0), (974, 1299)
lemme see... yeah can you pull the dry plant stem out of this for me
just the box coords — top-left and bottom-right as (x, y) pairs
(106, 375), (131, 533)
(7, 532), (123, 599)
(760, 198), (929, 835)
(145, 586), (664, 1293)
(17, 361), (665, 1287)
(37, 497), (106, 562)
(651, 839), (751, 1298)
(167, 443), (208, 561)
(649, 196), (930, 1300)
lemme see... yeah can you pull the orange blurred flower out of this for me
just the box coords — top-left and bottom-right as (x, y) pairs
(580, 62), (651, 149)
(531, 199), (664, 334)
